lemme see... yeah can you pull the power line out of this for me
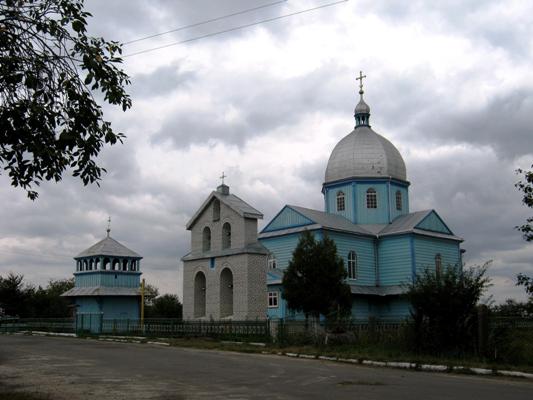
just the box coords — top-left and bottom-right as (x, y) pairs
(123, 0), (348, 58)
(123, 0), (288, 45)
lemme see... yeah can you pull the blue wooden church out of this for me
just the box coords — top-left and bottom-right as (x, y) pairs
(259, 74), (464, 320)
(62, 225), (142, 331)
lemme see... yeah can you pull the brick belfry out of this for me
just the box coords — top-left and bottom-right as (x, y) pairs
(181, 177), (267, 320)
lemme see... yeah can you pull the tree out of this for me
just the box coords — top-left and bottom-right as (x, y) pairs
(0, 272), (32, 316)
(145, 294), (183, 319)
(405, 262), (491, 354)
(515, 164), (533, 241)
(0, 0), (131, 199)
(29, 278), (74, 317)
(282, 230), (351, 321)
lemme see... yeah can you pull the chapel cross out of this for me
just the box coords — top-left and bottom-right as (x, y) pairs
(220, 171), (227, 185)
(356, 70), (367, 93)
(106, 216), (111, 237)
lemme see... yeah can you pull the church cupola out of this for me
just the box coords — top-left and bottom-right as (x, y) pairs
(354, 71), (370, 127)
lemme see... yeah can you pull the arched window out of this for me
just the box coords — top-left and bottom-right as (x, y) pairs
(268, 254), (277, 269)
(122, 259), (128, 271)
(83, 260), (88, 271)
(212, 198), (220, 221)
(396, 190), (402, 211)
(89, 259), (94, 271)
(130, 260), (136, 271)
(103, 258), (110, 270)
(202, 227), (211, 252)
(222, 222), (231, 249)
(347, 251), (357, 279)
(95, 259), (100, 270)
(220, 268), (234, 317)
(336, 191), (345, 212)
(112, 259), (120, 271)
(194, 271), (206, 318)
(435, 254), (442, 276)
(366, 188), (377, 209)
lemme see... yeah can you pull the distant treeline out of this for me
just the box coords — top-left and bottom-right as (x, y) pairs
(0, 273), (182, 319)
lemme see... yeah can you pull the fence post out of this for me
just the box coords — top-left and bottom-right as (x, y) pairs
(477, 305), (489, 356)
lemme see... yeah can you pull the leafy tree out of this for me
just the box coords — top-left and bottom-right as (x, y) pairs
(405, 262), (491, 354)
(146, 294), (183, 319)
(282, 230), (351, 320)
(0, 273), (32, 316)
(515, 164), (533, 241)
(143, 283), (159, 307)
(29, 278), (74, 317)
(0, 0), (131, 199)
(516, 273), (533, 299)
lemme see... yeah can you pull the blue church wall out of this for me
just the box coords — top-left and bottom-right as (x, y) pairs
(75, 297), (101, 314)
(378, 235), (413, 286)
(260, 231), (317, 270)
(324, 183), (355, 221)
(262, 206), (313, 232)
(75, 271), (141, 288)
(389, 183), (409, 221)
(351, 297), (371, 320)
(267, 284), (285, 319)
(416, 211), (452, 234)
(414, 235), (461, 277)
(356, 182), (389, 224)
(327, 231), (375, 286)
(101, 297), (140, 319)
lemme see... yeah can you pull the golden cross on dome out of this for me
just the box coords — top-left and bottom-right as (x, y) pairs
(356, 70), (367, 94)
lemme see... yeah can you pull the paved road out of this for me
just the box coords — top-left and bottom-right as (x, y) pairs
(0, 335), (532, 400)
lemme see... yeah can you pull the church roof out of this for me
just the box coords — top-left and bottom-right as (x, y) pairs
(186, 187), (263, 230)
(325, 125), (407, 184)
(61, 286), (140, 297)
(75, 236), (141, 259)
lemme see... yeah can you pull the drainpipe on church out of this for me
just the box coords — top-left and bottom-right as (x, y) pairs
(141, 278), (145, 326)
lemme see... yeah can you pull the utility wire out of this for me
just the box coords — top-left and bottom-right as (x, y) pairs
(123, 0), (348, 58)
(123, 0), (288, 45)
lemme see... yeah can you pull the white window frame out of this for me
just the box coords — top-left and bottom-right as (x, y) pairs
(395, 190), (402, 211)
(366, 188), (377, 209)
(336, 191), (345, 212)
(347, 251), (357, 280)
(268, 255), (277, 269)
(268, 291), (279, 308)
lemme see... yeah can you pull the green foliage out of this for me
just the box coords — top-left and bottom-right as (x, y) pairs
(282, 230), (351, 319)
(491, 298), (533, 317)
(0, 273), (74, 317)
(145, 294), (183, 319)
(0, 0), (131, 199)
(515, 164), (533, 241)
(405, 262), (491, 355)
(517, 273), (533, 299)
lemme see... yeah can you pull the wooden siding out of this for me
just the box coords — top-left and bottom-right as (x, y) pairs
(378, 235), (413, 286)
(416, 211), (452, 234)
(414, 235), (461, 276)
(75, 272), (140, 288)
(351, 298), (370, 319)
(324, 183), (354, 222)
(390, 184), (409, 221)
(101, 297), (140, 319)
(262, 206), (313, 232)
(260, 233), (305, 270)
(266, 284), (285, 319)
(356, 182), (389, 224)
(328, 231), (376, 286)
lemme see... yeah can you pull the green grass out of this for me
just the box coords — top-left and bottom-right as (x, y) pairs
(160, 337), (533, 374)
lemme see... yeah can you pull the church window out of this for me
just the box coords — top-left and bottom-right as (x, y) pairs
(202, 227), (211, 252)
(336, 191), (345, 212)
(130, 260), (136, 271)
(95, 259), (100, 270)
(347, 251), (357, 279)
(194, 271), (206, 318)
(366, 188), (377, 209)
(122, 259), (128, 271)
(435, 254), (442, 276)
(268, 254), (277, 269)
(103, 258), (110, 270)
(112, 259), (120, 271)
(396, 190), (402, 211)
(89, 260), (94, 271)
(220, 268), (234, 317)
(213, 199), (220, 221)
(222, 222), (231, 249)
(268, 292), (279, 308)
(83, 260), (88, 271)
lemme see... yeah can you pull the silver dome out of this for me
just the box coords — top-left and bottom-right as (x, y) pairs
(325, 126), (407, 183)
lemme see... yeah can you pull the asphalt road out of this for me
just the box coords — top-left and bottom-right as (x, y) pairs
(0, 335), (532, 400)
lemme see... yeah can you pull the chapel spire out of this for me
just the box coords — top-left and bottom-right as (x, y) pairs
(354, 70), (371, 127)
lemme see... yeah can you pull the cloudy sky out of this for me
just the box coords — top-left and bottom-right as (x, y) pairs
(1, 0), (532, 303)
